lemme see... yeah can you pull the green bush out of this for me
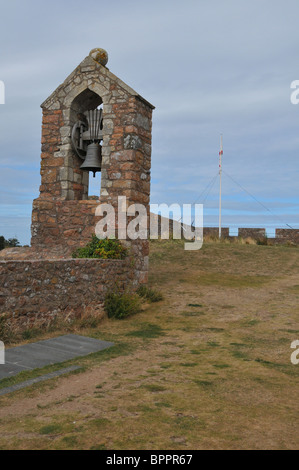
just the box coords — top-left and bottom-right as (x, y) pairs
(104, 291), (141, 319)
(72, 235), (127, 259)
(137, 285), (164, 303)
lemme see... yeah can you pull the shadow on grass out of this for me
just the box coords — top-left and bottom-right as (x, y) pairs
(126, 323), (165, 339)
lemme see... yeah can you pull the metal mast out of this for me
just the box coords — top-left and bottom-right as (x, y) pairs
(219, 134), (223, 238)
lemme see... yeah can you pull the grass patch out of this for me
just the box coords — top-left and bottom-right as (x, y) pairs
(204, 327), (225, 332)
(155, 402), (172, 408)
(231, 350), (251, 361)
(142, 384), (166, 392)
(39, 424), (62, 435)
(213, 364), (231, 369)
(180, 362), (198, 367)
(90, 418), (110, 428)
(255, 358), (299, 377)
(197, 272), (270, 288)
(244, 319), (260, 327)
(193, 380), (213, 388)
(160, 363), (172, 369)
(137, 285), (164, 303)
(181, 311), (205, 317)
(61, 436), (79, 447)
(90, 444), (107, 450)
(126, 323), (165, 339)
(279, 329), (299, 334)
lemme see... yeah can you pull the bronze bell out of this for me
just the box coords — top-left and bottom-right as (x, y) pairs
(80, 142), (102, 177)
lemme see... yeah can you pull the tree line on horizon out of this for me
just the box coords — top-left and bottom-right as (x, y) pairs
(0, 236), (21, 251)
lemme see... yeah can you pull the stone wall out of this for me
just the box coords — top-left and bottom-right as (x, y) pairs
(203, 227), (229, 237)
(238, 228), (266, 239)
(31, 197), (149, 282)
(31, 199), (99, 257)
(0, 258), (134, 329)
(203, 227), (299, 244)
(275, 229), (299, 244)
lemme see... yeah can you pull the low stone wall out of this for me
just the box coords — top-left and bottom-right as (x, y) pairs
(203, 227), (229, 237)
(202, 227), (299, 244)
(0, 258), (134, 329)
(275, 229), (299, 245)
(238, 228), (266, 239)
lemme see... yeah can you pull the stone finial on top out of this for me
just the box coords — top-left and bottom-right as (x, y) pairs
(89, 48), (108, 66)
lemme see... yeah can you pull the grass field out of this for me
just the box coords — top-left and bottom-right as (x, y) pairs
(0, 239), (298, 450)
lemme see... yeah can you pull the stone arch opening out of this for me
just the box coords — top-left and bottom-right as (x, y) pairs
(69, 88), (103, 201)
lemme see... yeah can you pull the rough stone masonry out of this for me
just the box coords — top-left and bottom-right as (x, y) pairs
(0, 49), (154, 328)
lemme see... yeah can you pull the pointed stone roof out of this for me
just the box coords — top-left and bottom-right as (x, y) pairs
(41, 54), (154, 110)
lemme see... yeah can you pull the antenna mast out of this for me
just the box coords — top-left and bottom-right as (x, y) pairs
(219, 134), (223, 238)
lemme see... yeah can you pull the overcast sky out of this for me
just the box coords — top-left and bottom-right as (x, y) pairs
(0, 0), (299, 244)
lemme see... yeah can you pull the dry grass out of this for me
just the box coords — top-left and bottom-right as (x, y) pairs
(203, 234), (258, 244)
(0, 309), (106, 345)
(0, 240), (298, 450)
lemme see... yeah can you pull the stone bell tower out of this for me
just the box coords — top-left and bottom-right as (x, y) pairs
(31, 48), (154, 283)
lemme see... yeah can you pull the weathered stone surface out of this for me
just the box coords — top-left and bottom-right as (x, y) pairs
(202, 227), (299, 244)
(203, 227), (229, 237)
(0, 258), (134, 329)
(238, 228), (266, 239)
(275, 229), (299, 244)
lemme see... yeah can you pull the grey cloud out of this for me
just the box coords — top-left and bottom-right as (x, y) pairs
(0, 0), (299, 244)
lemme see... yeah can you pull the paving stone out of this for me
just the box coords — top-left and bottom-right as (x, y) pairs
(0, 363), (31, 380)
(0, 365), (81, 396)
(6, 343), (77, 369)
(39, 334), (114, 355)
(0, 334), (113, 380)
